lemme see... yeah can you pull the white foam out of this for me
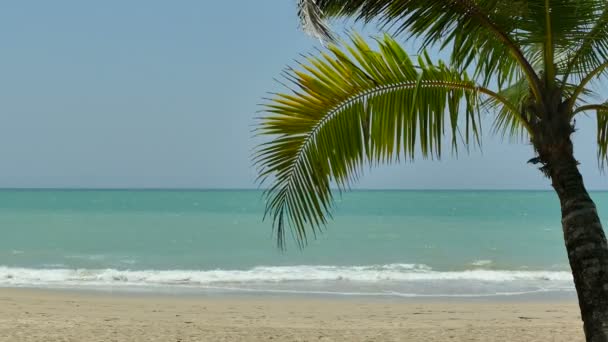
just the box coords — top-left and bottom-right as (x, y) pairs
(0, 264), (573, 289)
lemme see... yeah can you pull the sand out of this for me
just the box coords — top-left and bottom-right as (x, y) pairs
(0, 288), (584, 341)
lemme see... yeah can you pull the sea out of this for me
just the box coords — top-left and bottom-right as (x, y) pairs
(1, 189), (603, 298)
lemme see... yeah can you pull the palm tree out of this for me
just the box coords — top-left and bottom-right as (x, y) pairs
(254, 1), (608, 340)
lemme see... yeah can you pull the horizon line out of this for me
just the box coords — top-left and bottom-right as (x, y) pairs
(1, 187), (608, 192)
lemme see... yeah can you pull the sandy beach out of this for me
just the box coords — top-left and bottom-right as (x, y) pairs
(0, 288), (584, 342)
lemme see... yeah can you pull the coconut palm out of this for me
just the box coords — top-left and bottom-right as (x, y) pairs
(254, 1), (608, 340)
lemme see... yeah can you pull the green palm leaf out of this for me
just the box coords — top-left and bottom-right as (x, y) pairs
(573, 102), (608, 166)
(255, 34), (525, 247)
(299, 0), (608, 94)
(484, 78), (531, 141)
(562, 5), (608, 84)
(301, 0), (541, 93)
(597, 104), (608, 166)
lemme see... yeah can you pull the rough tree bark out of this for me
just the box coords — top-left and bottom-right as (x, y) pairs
(533, 110), (608, 341)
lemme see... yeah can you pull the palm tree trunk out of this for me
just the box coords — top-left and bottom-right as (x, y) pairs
(549, 147), (608, 341)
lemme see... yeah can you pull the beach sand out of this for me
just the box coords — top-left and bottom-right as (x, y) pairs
(0, 288), (583, 341)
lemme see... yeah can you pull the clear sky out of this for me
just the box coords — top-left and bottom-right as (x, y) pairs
(0, 1), (606, 190)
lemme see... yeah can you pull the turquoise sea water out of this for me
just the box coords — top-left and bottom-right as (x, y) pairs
(1, 190), (605, 297)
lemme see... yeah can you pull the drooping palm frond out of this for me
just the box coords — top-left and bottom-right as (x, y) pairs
(592, 103), (608, 166)
(255, 34), (525, 247)
(571, 101), (608, 165)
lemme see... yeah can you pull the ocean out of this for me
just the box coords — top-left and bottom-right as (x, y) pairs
(0, 189), (601, 298)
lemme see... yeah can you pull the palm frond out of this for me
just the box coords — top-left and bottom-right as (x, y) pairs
(484, 79), (531, 141)
(298, 0), (335, 42)
(300, 0), (544, 97)
(593, 103), (608, 166)
(569, 61), (608, 109)
(300, 0), (608, 98)
(571, 101), (608, 165)
(515, 1), (601, 65)
(255, 34), (523, 247)
(562, 3), (608, 84)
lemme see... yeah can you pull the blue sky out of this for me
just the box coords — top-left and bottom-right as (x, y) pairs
(0, 1), (606, 190)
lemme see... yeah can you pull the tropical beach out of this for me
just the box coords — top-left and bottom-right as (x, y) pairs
(0, 190), (589, 341)
(3, 0), (608, 341)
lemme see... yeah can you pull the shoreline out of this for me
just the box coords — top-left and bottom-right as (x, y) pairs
(0, 284), (579, 302)
(0, 264), (576, 299)
(0, 287), (584, 341)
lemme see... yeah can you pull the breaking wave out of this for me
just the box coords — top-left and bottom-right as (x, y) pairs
(0, 264), (574, 297)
